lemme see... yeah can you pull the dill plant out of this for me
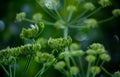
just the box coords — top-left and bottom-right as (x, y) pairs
(0, 0), (120, 77)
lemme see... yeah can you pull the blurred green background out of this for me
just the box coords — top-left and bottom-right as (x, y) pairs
(0, 0), (120, 77)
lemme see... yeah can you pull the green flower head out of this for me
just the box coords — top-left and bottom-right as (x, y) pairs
(84, 18), (98, 28)
(112, 9), (120, 17)
(86, 55), (96, 63)
(54, 61), (66, 70)
(100, 53), (111, 61)
(90, 66), (101, 75)
(84, 2), (95, 11)
(70, 66), (79, 75)
(16, 12), (26, 22)
(98, 0), (111, 7)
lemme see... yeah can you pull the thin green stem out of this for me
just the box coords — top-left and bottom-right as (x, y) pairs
(42, 20), (55, 25)
(55, 9), (63, 20)
(78, 57), (84, 77)
(92, 73), (96, 77)
(13, 60), (16, 77)
(67, 11), (73, 22)
(86, 7), (102, 18)
(24, 18), (36, 23)
(98, 16), (115, 24)
(21, 56), (32, 77)
(63, 27), (72, 77)
(100, 66), (113, 77)
(100, 61), (105, 67)
(9, 64), (12, 77)
(70, 57), (77, 66)
(0, 63), (9, 76)
(86, 62), (91, 77)
(70, 10), (88, 24)
(96, 56), (100, 66)
(35, 64), (46, 77)
(59, 68), (68, 76)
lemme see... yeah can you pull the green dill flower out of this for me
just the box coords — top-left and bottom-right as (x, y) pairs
(84, 18), (98, 28)
(98, 0), (111, 7)
(44, 0), (60, 10)
(100, 53), (111, 61)
(48, 37), (72, 49)
(70, 43), (80, 51)
(20, 22), (44, 39)
(54, 61), (66, 70)
(67, 5), (76, 12)
(35, 52), (55, 65)
(90, 66), (101, 75)
(59, 52), (70, 59)
(70, 66), (79, 75)
(89, 43), (104, 50)
(84, 2), (95, 11)
(86, 49), (97, 55)
(113, 71), (120, 77)
(16, 12), (26, 22)
(86, 55), (96, 63)
(112, 9), (120, 17)
(89, 43), (106, 54)
(32, 13), (43, 22)
(20, 43), (41, 55)
(70, 50), (85, 57)
(20, 24), (39, 39)
(54, 20), (65, 29)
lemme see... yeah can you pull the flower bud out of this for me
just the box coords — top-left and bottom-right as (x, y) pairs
(86, 55), (96, 63)
(86, 49), (97, 55)
(32, 13), (43, 22)
(84, 2), (95, 11)
(113, 71), (120, 77)
(89, 43), (105, 50)
(71, 50), (85, 57)
(90, 66), (101, 75)
(70, 66), (79, 75)
(54, 61), (66, 70)
(54, 20), (65, 29)
(20, 24), (39, 39)
(59, 52), (70, 59)
(67, 5), (76, 12)
(112, 9), (120, 17)
(16, 12), (26, 22)
(48, 37), (71, 49)
(70, 43), (80, 51)
(100, 53), (111, 61)
(84, 18), (98, 28)
(35, 52), (55, 64)
(44, 0), (60, 10)
(98, 0), (111, 7)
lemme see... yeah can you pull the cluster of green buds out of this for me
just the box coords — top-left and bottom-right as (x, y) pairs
(86, 43), (111, 62)
(83, 18), (98, 29)
(0, 43), (41, 65)
(34, 52), (55, 66)
(112, 9), (120, 17)
(113, 71), (120, 77)
(16, 12), (26, 22)
(36, 0), (60, 10)
(84, 2), (96, 11)
(90, 66), (101, 75)
(48, 37), (72, 49)
(58, 50), (84, 59)
(20, 22), (44, 40)
(98, 0), (112, 7)
(32, 13), (43, 22)
(70, 66), (79, 75)
(54, 61), (66, 70)
(70, 43), (80, 51)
